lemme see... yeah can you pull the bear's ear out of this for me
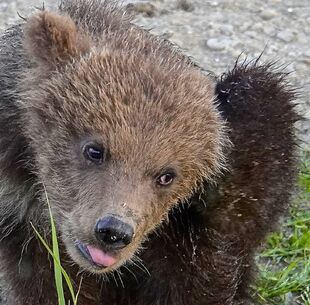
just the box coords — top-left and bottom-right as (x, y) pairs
(24, 10), (90, 68)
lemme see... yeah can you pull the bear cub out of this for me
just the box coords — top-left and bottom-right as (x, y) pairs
(0, 0), (298, 305)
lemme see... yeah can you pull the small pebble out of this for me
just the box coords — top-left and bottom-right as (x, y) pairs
(245, 31), (257, 38)
(206, 38), (226, 51)
(277, 29), (295, 42)
(284, 292), (294, 304)
(239, 23), (251, 32)
(219, 24), (234, 35)
(263, 26), (276, 36)
(303, 50), (310, 58)
(260, 9), (277, 20)
(177, 0), (194, 12)
(210, 1), (219, 7)
(251, 22), (263, 31)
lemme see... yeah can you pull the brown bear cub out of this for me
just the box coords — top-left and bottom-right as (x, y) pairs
(0, 0), (298, 304)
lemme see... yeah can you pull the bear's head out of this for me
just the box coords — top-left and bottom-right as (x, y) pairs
(21, 10), (226, 274)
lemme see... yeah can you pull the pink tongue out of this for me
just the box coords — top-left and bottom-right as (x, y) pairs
(87, 245), (116, 267)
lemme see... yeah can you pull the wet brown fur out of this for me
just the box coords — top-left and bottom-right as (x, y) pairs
(0, 1), (298, 305)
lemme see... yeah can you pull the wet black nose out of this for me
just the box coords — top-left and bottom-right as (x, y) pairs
(95, 216), (134, 249)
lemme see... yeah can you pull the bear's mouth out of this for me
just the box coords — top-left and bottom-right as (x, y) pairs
(75, 241), (117, 268)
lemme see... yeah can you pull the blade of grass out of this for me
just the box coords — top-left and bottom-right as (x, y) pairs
(30, 223), (77, 304)
(44, 187), (80, 304)
(44, 189), (66, 305)
(31, 187), (81, 305)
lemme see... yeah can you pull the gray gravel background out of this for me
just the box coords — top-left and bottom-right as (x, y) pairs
(0, 0), (309, 147)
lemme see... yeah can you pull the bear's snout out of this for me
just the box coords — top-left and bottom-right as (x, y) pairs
(95, 215), (134, 250)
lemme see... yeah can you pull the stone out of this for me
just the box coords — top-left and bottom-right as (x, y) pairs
(210, 1), (219, 7)
(206, 37), (226, 50)
(277, 29), (295, 42)
(177, 0), (194, 12)
(245, 31), (257, 38)
(303, 50), (310, 58)
(263, 26), (276, 36)
(251, 22), (263, 31)
(219, 24), (234, 35)
(260, 9), (277, 20)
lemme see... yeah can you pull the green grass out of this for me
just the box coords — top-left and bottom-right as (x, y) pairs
(31, 189), (81, 305)
(255, 152), (310, 305)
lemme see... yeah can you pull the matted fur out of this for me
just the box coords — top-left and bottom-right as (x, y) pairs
(0, 1), (298, 305)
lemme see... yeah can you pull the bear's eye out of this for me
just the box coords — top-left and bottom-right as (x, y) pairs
(156, 170), (176, 187)
(83, 143), (105, 164)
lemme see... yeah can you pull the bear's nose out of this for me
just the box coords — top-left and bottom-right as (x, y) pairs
(95, 216), (134, 249)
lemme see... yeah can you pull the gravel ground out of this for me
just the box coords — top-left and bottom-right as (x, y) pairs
(0, 0), (309, 146)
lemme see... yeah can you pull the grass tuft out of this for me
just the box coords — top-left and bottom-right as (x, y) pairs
(255, 152), (310, 305)
(31, 188), (81, 305)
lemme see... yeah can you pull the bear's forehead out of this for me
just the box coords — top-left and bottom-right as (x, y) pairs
(57, 51), (213, 108)
(45, 54), (217, 139)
